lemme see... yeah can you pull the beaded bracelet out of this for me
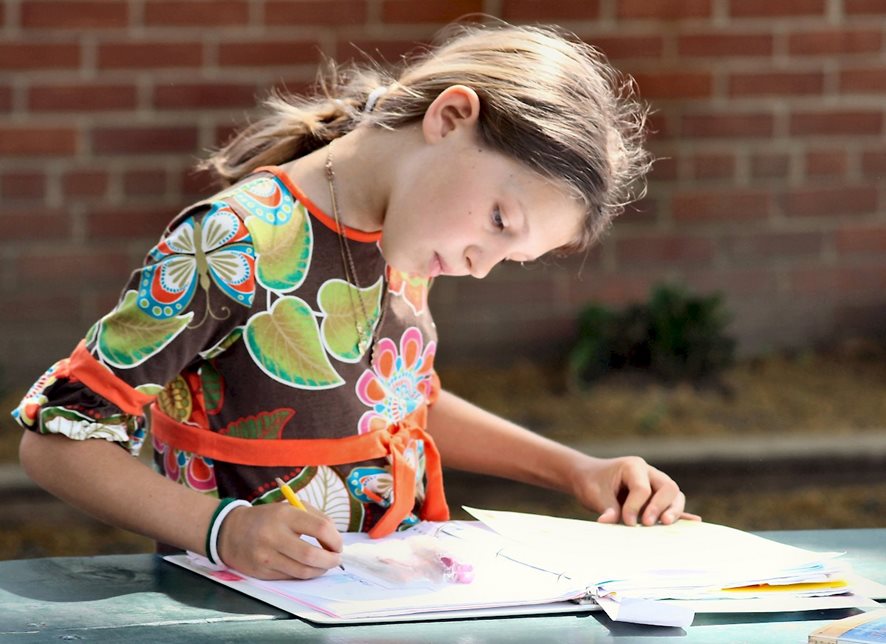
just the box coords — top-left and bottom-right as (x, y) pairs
(205, 497), (251, 567)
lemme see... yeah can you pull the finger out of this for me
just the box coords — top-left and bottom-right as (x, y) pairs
(284, 506), (344, 553)
(647, 490), (685, 526)
(639, 474), (681, 525)
(619, 464), (653, 527)
(680, 511), (702, 521)
(597, 506), (620, 524)
(274, 524), (342, 573)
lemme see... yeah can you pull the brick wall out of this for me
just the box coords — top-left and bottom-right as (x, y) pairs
(1, 0), (884, 388)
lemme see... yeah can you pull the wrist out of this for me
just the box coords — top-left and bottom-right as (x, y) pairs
(205, 498), (251, 567)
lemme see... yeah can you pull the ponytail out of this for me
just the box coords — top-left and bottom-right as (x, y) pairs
(200, 60), (392, 186)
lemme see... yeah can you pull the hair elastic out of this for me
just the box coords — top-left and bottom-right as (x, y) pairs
(206, 497), (251, 567)
(364, 86), (389, 113)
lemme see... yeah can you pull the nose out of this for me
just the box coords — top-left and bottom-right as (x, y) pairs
(465, 247), (500, 279)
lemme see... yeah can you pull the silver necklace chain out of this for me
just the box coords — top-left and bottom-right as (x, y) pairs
(324, 140), (379, 355)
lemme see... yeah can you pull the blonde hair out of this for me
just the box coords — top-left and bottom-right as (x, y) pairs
(201, 21), (651, 251)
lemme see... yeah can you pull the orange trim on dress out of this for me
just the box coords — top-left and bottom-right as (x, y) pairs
(253, 165), (383, 244)
(150, 403), (450, 538)
(67, 341), (155, 416)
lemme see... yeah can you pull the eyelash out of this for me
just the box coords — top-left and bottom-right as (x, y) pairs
(491, 206), (505, 231)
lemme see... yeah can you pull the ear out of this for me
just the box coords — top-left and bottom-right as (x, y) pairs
(421, 85), (481, 144)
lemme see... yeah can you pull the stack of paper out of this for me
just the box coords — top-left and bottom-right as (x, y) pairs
(464, 508), (873, 625)
(167, 509), (883, 627)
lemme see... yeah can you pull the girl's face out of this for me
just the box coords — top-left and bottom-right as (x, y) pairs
(379, 87), (585, 279)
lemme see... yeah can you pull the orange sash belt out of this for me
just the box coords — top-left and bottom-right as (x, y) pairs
(151, 404), (450, 538)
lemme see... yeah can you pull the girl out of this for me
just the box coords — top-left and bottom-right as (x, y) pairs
(15, 21), (695, 581)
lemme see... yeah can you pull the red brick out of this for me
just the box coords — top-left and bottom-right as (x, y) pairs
(783, 186), (878, 217)
(672, 190), (773, 222)
(143, 1), (249, 26)
(0, 209), (71, 240)
(838, 265), (886, 293)
(648, 156), (678, 182)
(751, 153), (790, 179)
(805, 150), (848, 177)
(729, 0), (825, 17)
(845, 0), (886, 14)
(1, 171), (46, 199)
(835, 225), (886, 255)
(614, 234), (716, 266)
(18, 249), (134, 286)
(631, 71), (712, 100)
(787, 267), (839, 295)
(861, 150), (886, 176)
(335, 38), (431, 64)
(381, 0), (484, 23)
(681, 113), (774, 138)
(840, 68), (886, 93)
(678, 33), (773, 57)
(722, 232), (825, 260)
(684, 268), (778, 296)
(503, 0), (600, 20)
(265, 1), (368, 25)
(568, 272), (653, 307)
(62, 169), (109, 197)
(583, 35), (665, 59)
(0, 127), (77, 156)
(689, 153), (736, 180)
(790, 110), (882, 136)
(0, 42), (81, 70)
(21, 1), (128, 28)
(616, 0), (711, 19)
(728, 71), (823, 97)
(92, 126), (198, 154)
(218, 41), (320, 67)
(0, 85), (11, 112)
(85, 207), (172, 239)
(124, 169), (168, 196)
(29, 84), (138, 112)
(98, 42), (202, 69)
(153, 82), (259, 109)
(0, 293), (81, 322)
(180, 166), (219, 200)
(788, 29), (882, 55)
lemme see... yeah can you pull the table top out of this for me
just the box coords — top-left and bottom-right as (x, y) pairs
(1, 528), (883, 643)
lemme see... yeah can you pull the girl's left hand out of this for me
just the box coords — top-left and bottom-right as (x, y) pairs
(569, 455), (702, 526)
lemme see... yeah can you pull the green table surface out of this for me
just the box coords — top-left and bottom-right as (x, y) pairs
(0, 529), (883, 643)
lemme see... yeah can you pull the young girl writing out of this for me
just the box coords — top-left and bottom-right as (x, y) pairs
(14, 21), (696, 581)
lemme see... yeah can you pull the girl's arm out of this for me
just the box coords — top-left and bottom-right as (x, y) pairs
(18, 431), (342, 578)
(426, 389), (697, 526)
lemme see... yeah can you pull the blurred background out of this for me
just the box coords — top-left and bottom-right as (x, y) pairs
(1, 0), (884, 560)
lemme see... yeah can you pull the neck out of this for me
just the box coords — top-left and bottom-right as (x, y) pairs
(282, 127), (403, 233)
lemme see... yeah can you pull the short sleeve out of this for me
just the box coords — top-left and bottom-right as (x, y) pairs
(12, 198), (257, 454)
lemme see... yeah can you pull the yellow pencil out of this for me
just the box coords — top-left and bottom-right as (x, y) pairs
(275, 477), (307, 511)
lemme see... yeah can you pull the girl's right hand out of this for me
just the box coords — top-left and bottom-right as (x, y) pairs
(216, 502), (343, 579)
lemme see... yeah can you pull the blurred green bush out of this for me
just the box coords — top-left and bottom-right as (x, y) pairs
(568, 283), (736, 386)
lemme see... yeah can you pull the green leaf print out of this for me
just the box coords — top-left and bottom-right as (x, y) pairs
(219, 408), (293, 439)
(298, 465), (365, 532)
(246, 202), (312, 293)
(318, 277), (383, 363)
(200, 362), (224, 414)
(244, 296), (344, 389)
(135, 383), (164, 397)
(97, 290), (193, 368)
(199, 326), (243, 360)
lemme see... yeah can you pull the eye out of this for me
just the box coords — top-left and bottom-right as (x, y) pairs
(491, 206), (505, 231)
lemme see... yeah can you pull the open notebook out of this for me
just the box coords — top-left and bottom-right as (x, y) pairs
(166, 508), (884, 626)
